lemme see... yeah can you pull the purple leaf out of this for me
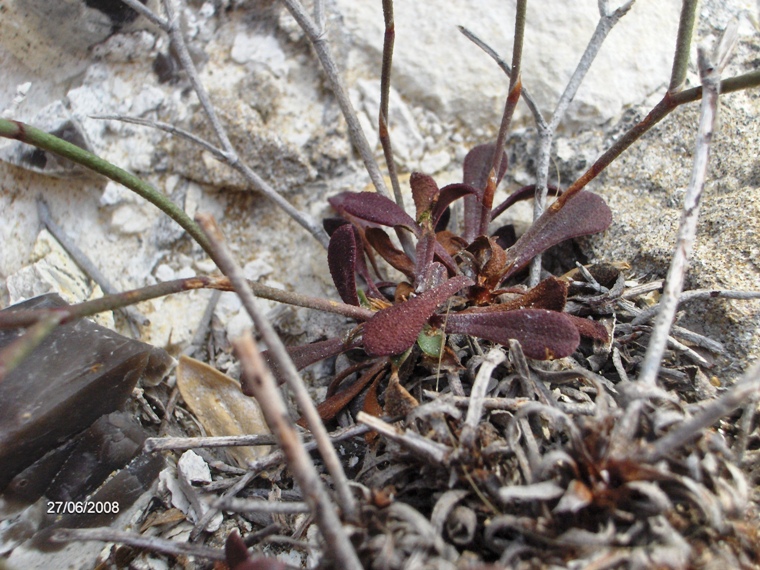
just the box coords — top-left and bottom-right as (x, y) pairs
(462, 143), (509, 242)
(226, 531), (286, 570)
(433, 240), (460, 275)
(463, 143), (510, 190)
(414, 229), (437, 291)
(328, 224), (360, 306)
(566, 314), (610, 342)
(329, 191), (418, 234)
(441, 308), (580, 360)
(502, 191), (612, 281)
(431, 183), (477, 228)
(262, 337), (359, 385)
(363, 275), (473, 356)
(365, 227), (415, 279)
(410, 172), (439, 220)
(490, 184), (562, 222)
(492, 224), (517, 250)
(322, 217), (349, 236)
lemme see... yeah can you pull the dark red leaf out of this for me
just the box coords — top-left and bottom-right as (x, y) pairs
(322, 217), (349, 236)
(329, 191), (418, 234)
(492, 224), (517, 250)
(328, 224), (360, 306)
(467, 236), (507, 291)
(435, 206), (451, 232)
(433, 240), (460, 275)
(414, 229), (437, 291)
(502, 191), (612, 281)
(410, 172), (439, 221)
(431, 183), (477, 228)
(566, 314), (610, 342)
(350, 226), (385, 299)
(490, 184), (562, 222)
(262, 337), (359, 387)
(462, 143), (509, 242)
(436, 230), (469, 256)
(498, 276), (569, 312)
(363, 275), (473, 356)
(365, 227), (415, 279)
(298, 360), (388, 426)
(225, 531), (251, 569)
(463, 143), (510, 190)
(441, 308), (580, 360)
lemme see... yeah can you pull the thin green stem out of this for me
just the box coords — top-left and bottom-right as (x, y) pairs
(669, 0), (699, 94)
(0, 118), (213, 256)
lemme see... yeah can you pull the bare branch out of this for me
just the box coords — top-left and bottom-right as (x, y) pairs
(357, 411), (451, 464)
(151, 0), (330, 246)
(637, 34), (732, 386)
(461, 348), (506, 445)
(144, 433), (278, 452)
(644, 361), (760, 462)
(529, 1), (635, 286)
(119, 0), (169, 28)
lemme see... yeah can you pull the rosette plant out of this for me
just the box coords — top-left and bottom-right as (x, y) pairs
(276, 142), (613, 423)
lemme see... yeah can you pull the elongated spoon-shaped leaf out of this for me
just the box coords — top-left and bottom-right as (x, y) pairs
(431, 183), (477, 228)
(363, 275), (473, 356)
(502, 191), (612, 281)
(327, 223), (360, 306)
(329, 191), (418, 233)
(462, 143), (509, 242)
(441, 308), (581, 360)
(263, 336), (360, 383)
(365, 227), (415, 279)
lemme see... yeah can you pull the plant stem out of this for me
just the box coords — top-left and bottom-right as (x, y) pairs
(0, 117), (212, 255)
(0, 275), (373, 329)
(529, 0), (635, 286)
(553, 68), (760, 212)
(377, 0), (417, 259)
(669, 0), (699, 94)
(637, 31), (736, 386)
(480, 0), (526, 237)
(380, 0), (402, 208)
